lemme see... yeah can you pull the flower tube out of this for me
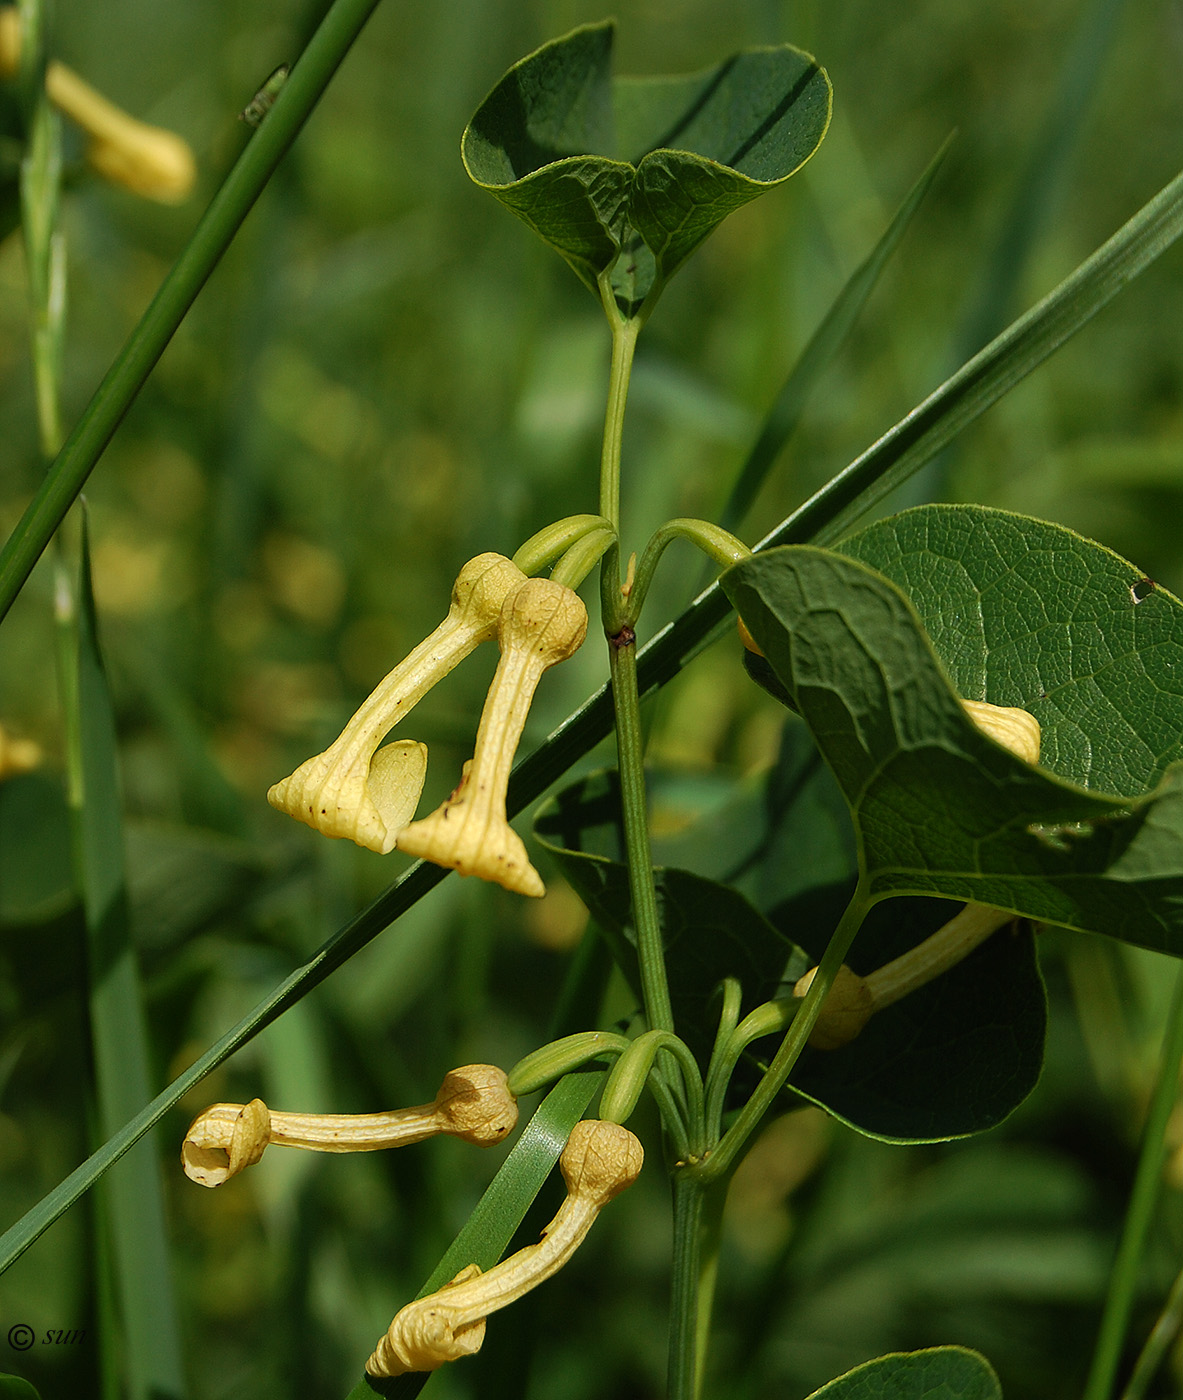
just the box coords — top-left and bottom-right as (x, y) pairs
(797, 699), (1043, 1048)
(182, 1065), (518, 1188)
(397, 577), (587, 896)
(366, 1119), (643, 1377)
(268, 553), (525, 854)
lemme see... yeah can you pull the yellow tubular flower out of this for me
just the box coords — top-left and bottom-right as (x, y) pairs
(397, 577), (588, 897)
(181, 1065), (518, 1188)
(0, 8), (196, 203)
(796, 699), (1042, 1049)
(366, 1119), (643, 1377)
(268, 553), (526, 854)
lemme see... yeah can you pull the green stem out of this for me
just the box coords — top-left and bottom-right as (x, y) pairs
(692, 1177), (728, 1396)
(597, 294), (640, 540)
(1083, 960), (1183, 1400)
(0, 0), (387, 623)
(592, 293), (673, 1039)
(695, 888), (870, 1185)
(609, 636), (674, 1034)
(704, 997), (799, 1141)
(668, 1173), (705, 1400)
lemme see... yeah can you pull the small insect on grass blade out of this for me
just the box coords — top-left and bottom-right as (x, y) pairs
(239, 63), (290, 127)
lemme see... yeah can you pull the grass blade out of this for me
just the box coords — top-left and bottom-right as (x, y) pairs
(58, 523), (186, 1400)
(3, 161), (1183, 1282)
(0, 0), (387, 624)
(717, 132), (953, 534)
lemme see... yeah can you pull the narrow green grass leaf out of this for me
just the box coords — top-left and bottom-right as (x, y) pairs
(344, 1071), (603, 1400)
(59, 525), (186, 1400)
(955, 0), (1129, 359)
(718, 134), (954, 534)
(0, 0), (387, 624)
(778, 163), (1183, 550)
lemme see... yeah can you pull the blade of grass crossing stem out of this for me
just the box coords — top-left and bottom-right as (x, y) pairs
(717, 132), (954, 535)
(4, 163), (1183, 1280)
(0, 0), (386, 624)
(347, 1070), (604, 1400)
(57, 523), (185, 1400)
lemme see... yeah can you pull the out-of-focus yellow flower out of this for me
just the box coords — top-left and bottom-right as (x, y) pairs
(0, 7), (195, 203)
(0, 721), (41, 781)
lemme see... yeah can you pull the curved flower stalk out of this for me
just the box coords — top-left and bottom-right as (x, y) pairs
(181, 1064), (518, 1188)
(397, 576), (588, 896)
(0, 8), (196, 203)
(798, 699), (1043, 1049)
(268, 553), (526, 854)
(366, 1119), (643, 1377)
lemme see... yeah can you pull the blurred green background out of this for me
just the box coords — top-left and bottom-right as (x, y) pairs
(1, 0), (1183, 1397)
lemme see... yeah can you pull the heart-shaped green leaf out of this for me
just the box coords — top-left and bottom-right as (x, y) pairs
(805, 1347), (1002, 1400)
(723, 545), (1183, 955)
(783, 896), (1046, 1142)
(463, 20), (831, 314)
(839, 504), (1183, 797)
(534, 768), (807, 1063)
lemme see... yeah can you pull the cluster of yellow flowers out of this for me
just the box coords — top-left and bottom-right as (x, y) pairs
(182, 1069), (642, 1378)
(267, 553), (588, 897)
(182, 555), (628, 1377)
